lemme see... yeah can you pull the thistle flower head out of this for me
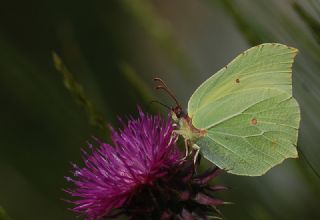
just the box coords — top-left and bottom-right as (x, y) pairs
(65, 109), (226, 220)
(65, 109), (180, 219)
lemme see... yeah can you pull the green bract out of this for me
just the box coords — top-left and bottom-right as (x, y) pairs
(185, 43), (300, 176)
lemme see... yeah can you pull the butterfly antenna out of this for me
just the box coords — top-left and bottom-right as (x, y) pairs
(153, 77), (180, 107)
(149, 100), (171, 110)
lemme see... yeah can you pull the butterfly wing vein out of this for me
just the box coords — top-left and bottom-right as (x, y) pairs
(187, 43), (300, 176)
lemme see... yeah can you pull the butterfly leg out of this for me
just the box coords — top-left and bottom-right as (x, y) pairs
(192, 144), (201, 168)
(181, 139), (190, 161)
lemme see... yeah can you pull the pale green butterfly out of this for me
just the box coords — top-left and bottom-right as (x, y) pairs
(155, 43), (300, 176)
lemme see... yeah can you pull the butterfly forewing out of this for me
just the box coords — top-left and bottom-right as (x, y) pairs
(187, 43), (300, 176)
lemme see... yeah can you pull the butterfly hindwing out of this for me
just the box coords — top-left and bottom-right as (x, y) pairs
(187, 43), (300, 176)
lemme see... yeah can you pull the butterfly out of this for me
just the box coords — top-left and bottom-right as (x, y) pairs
(155, 43), (300, 176)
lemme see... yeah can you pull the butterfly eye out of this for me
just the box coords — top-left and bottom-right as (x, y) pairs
(173, 107), (180, 118)
(173, 106), (185, 119)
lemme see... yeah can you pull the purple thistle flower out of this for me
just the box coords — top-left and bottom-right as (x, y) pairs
(65, 109), (180, 219)
(65, 109), (227, 220)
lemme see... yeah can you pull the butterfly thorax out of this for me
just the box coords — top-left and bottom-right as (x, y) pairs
(172, 109), (207, 143)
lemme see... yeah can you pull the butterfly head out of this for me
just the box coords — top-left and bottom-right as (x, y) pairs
(172, 105), (186, 119)
(153, 77), (187, 120)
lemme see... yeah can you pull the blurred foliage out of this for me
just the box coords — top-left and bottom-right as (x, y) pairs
(120, 62), (155, 104)
(293, 2), (320, 44)
(52, 52), (108, 134)
(0, 207), (11, 220)
(0, 0), (320, 220)
(119, 0), (195, 78)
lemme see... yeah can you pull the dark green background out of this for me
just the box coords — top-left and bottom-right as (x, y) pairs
(1, 0), (320, 219)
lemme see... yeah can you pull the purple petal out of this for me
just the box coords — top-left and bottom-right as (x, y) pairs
(64, 109), (181, 219)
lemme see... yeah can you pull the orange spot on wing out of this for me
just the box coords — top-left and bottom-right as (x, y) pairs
(251, 118), (257, 125)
